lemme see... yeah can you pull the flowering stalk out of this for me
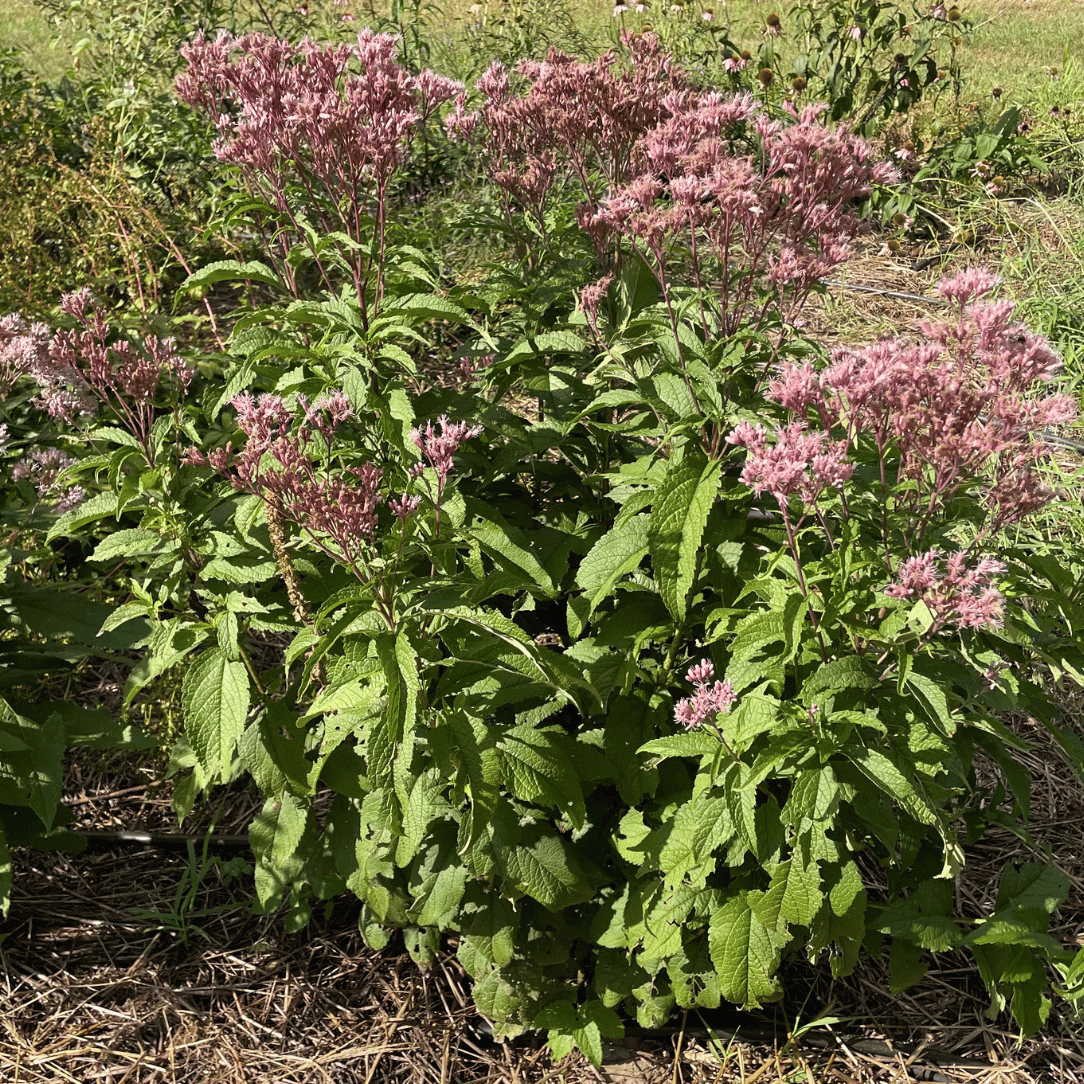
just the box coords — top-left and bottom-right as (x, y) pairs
(0, 291), (194, 468)
(726, 268), (1076, 643)
(176, 30), (460, 323)
(673, 658), (739, 757)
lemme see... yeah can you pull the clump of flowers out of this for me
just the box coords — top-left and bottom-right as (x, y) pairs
(587, 96), (897, 336)
(176, 30), (460, 320)
(187, 394), (483, 628)
(411, 415), (484, 541)
(726, 268), (1075, 632)
(11, 448), (85, 513)
(885, 549), (1005, 633)
(446, 32), (690, 237)
(674, 659), (736, 730)
(0, 291), (194, 465)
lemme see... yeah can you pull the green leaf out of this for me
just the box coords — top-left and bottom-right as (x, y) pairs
(494, 824), (603, 911)
(472, 970), (524, 1033)
(89, 528), (173, 564)
(497, 726), (585, 828)
(47, 490), (119, 541)
(649, 450), (720, 622)
(708, 891), (786, 1008)
(801, 656), (876, 703)
(471, 518), (557, 597)
(461, 896), (518, 967)
(809, 860), (866, 978)
(879, 880), (962, 952)
(643, 884), (702, 957)
(385, 292), (474, 326)
(574, 1000), (623, 1067)
(576, 515), (650, 615)
(375, 631), (419, 798)
(668, 940), (721, 1010)
(905, 670), (955, 735)
(250, 793), (309, 869)
(239, 703), (312, 798)
(658, 792), (732, 887)
(184, 259), (284, 291)
(639, 731), (721, 761)
(504, 329), (586, 365)
(763, 857), (822, 929)
(181, 646), (250, 777)
(412, 859), (467, 928)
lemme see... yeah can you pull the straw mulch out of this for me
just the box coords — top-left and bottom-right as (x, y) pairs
(2, 693), (1083, 1084)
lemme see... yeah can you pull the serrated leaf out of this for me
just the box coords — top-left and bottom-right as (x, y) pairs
(809, 860), (866, 978)
(905, 671), (955, 735)
(668, 940), (721, 1010)
(47, 490), (118, 541)
(639, 731), (721, 761)
(462, 897), (518, 967)
(184, 259), (284, 291)
(471, 520), (556, 596)
(649, 451), (720, 622)
(659, 792), (732, 886)
(249, 793), (308, 867)
(576, 515), (650, 614)
(413, 861), (467, 927)
(88, 425), (141, 449)
(181, 646), (250, 777)
(497, 726), (585, 827)
(504, 329), (587, 364)
(802, 656), (877, 702)
(763, 857), (822, 928)
(643, 885), (701, 957)
(708, 892), (786, 1008)
(783, 767), (840, 825)
(879, 880), (962, 952)
(473, 970), (523, 1030)
(495, 826), (602, 911)
(89, 528), (173, 564)
(239, 703), (311, 798)
(386, 292), (473, 325)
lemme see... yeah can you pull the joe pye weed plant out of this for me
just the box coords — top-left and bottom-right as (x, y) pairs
(4, 23), (1084, 1066)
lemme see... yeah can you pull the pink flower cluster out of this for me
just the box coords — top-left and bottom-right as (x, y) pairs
(885, 549), (1005, 632)
(411, 415), (484, 481)
(587, 98), (897, 334)
(187, 391), (386, 573)
(176, 30), (460, 313)
(0, 292), (193, 461)
(726, 420), (853, 508)
(12, 448), (85, 513)
(446, 33), (689, 225)
(673, 658), (737, 730)
(760, 268), (1074, 536)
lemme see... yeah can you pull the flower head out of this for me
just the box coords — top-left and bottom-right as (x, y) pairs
(674, 658), (737, 729)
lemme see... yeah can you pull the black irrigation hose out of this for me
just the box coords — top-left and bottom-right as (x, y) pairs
(73, 829), (253, 850)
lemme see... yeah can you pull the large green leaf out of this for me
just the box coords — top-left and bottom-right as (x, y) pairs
(494, 823), (604, 911)
(576, 515), (651, 615)
(708, 891), (786, 1008)
(763, 856), (822, 929)
(183, 259), (284, 291)
(497, 726), (585, 828)
(648, 450), (720, 622)
(181, 646), (250, 777)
